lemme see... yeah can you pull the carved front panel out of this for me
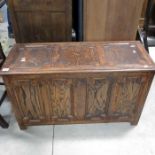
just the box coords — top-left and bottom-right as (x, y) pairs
(86, 79), (111, 119)
(50, 80), (73, 119)
(9, 74), (151, 126)
(109, 77), (145, 117)
(73, 79), (87, 119)
(12, 79), (73, 122)
(13, 80), (47, 122)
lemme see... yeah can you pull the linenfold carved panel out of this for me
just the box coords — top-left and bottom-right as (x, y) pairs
(50, 79), (73, 119)
(11, 75), (148, 125)
(109, 77), (145, 116)
(13, 80), (45, 121)
(13, 79), (73, 121)
(86, 79), (111, 118)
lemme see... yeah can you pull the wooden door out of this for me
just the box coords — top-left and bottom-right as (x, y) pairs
(84, 0), (144, 41)
(8, 0), (72, 43)
(139, 0), (148, 27)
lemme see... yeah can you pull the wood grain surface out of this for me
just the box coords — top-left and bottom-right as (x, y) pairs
(8, 0), (72, 43)
(84, 0), (144, 41)
(1, 41), (155, 129)
(0, 41), (154, 75)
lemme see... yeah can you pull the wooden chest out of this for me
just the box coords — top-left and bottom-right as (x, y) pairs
(83, 0), (144, 41)
(8, 0), (72, 42)
(1, 41), (155, 129)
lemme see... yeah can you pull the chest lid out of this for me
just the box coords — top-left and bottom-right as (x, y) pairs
(1, 41), (155, 75)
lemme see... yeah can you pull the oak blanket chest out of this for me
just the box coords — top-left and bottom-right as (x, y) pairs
(1, 41), (155, 129)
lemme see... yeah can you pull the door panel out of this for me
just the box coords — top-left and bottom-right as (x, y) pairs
(13, 0), (67, 11)
(9, 0), (72, 42)
(84, 0), (144, 41)
(16, 12), (67, 42)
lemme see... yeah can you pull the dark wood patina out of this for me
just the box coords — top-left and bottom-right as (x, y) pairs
(0, 41), (155, 129)
(8, 0), (72, 43)
(83, 0), (144, 41)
